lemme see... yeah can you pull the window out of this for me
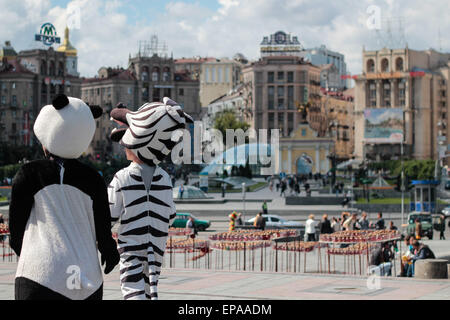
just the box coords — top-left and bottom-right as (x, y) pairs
(287, 72), (294, 83)
(395, 57), (404, 71)
(1, 96), (5, 105)
(218, 67), (222, 83)
(381, 58), (389, 72)
(268, 72), (274, 83)
(12, 82), (16, 89)
(163, 67), (170, 82)
(278, 113), (284, 133)
(225, 66), (230, 82)
(277, 86), (284, 109)
(205, 67), (209, 83)
(301, 129), (306, 136)
(288, 113), (294, 135)
(211, 67), (216, 82)
(287, 86), (294, 109)
(152, 88), (160, 102)
(40, 60), (47, 75)
(179, 88), (184, 96)
(268, 86), (274, 109)
(277, 72), (284, 80)
(12, 95), (17, 107)
(268, 112), (274, 128)
(152, 67), (160, 82)
(366, 59), (375, 73)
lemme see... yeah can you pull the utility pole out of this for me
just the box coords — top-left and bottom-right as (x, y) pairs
(401, 142), (405, 227)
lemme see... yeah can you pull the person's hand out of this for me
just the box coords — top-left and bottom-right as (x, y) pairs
(101, 249), (120, 274)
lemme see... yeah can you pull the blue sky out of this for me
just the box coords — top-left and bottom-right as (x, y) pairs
(1, 0), (448, 77)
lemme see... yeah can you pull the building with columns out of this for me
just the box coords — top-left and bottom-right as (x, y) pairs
(354, 47), (450, 162)
(279, 124), (334, 175)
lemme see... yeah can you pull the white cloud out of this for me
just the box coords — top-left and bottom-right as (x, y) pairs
(0, 0), (448, 78)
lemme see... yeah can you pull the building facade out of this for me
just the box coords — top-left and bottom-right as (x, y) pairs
(0, 28), (82, 147)
(202, 84), (247, 130)
(200, 58), (243, 107)
(242, 55), (321, 138)
(354, 47), (450, 162)
(129, 52), (201, 119)
(81, 67), (138, 159)
(301, 45), (349, 90)
(174, 57), (216, 81)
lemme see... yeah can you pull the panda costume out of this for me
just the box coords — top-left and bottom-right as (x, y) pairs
(9, 94), (120, 300)
(108, 97), (192, 300)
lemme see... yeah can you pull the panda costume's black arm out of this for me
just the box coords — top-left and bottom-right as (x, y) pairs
(9, 166), (34, 256)
(91, 173), (120, 273)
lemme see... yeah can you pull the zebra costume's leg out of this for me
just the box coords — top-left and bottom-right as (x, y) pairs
(120, 254), (147, 300)
(145, 239), (167, 300)
(145, 248), (159, 300)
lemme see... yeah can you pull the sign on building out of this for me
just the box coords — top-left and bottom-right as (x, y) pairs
(364, 108), (404, 143)
(35, 23), (61, 46)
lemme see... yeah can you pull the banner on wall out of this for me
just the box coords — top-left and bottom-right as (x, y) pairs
(364, 108), (404, 143)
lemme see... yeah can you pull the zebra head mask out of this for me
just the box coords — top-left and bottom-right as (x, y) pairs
(110, 97), (193, 166)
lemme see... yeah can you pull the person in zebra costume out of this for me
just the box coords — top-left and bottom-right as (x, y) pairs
(108, 97), (192, 300)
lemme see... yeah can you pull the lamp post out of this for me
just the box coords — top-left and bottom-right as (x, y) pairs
(242, 182), (246, 221)
(401, 141), (405, 227)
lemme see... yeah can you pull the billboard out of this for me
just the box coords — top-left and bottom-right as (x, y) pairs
(364, 108), (404, 143)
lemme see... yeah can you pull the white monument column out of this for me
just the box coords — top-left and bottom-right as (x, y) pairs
(288, 146), (292, 174)
(315, 146), (321, 173)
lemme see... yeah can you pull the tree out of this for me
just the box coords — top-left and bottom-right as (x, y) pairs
(213, 110), (250, 144)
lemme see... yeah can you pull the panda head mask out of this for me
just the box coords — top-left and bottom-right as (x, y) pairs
(33, 94), (103, 159)
(109, 97), (193, 166)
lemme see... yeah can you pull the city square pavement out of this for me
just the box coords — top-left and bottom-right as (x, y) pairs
(0, 261), (449, 300)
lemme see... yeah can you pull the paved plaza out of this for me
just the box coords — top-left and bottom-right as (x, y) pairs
(0, 261), (449, 300)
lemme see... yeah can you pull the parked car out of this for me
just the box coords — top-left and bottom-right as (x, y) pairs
(246, 214), (303, 228)
(406, 213), (433, 239)
(170, 212), (211, 231)
(441, 206), (450, 217)
(445, 180), (450, 190)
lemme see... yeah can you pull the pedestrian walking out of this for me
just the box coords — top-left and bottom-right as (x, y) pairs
(262, 201), (268, 215)
(437, 214), (446, 240)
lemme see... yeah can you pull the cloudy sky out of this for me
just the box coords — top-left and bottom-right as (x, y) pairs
(1, 0), (448, 78)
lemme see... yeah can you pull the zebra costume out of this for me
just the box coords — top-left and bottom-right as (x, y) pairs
(108, 97), (192, 300)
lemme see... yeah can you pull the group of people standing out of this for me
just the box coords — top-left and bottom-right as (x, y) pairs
(304, 211), (394, 242)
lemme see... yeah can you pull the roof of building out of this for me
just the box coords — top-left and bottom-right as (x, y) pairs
(0, 41), (17, 59)
(0, 58), (35, 75)
(82, 68), (136, 83)
(175, 57), (216, 64)
(57, 27), (77, 57)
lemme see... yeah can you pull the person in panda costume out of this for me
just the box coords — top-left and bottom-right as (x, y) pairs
(108, 97), (192, 300)
(9, 94), (120, 300)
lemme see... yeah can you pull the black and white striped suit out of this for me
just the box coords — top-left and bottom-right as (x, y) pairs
(108, 163), (176, 300)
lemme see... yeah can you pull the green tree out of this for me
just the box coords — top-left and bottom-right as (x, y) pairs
(213, 110), (250, 144)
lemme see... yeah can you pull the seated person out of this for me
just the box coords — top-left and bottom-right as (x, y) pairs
(400, 235), (414, 277)
(369, 242), (394, 276)
(407, 240), (436, 277)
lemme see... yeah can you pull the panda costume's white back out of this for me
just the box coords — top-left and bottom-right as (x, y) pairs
(9, 94), (119, 300)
